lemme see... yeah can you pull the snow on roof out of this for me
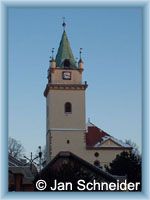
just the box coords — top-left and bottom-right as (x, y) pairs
(94, 142), (101, 147)
(86, 121), (131, 148)
(111, 137), (131, 148)
(94, 136), (131, 148)
(86, 121), (95, 127)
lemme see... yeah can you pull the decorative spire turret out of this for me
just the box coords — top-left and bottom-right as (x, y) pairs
(49, 48), (56, 75)
(51, 48), (55, 61)
(79, 48), (83, 61)
(78, 48), (84, 72)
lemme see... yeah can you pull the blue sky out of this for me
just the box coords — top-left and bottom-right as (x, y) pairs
(8, 7), (142, 156)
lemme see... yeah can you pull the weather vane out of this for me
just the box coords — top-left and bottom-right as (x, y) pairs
(62, 17), (66, 31)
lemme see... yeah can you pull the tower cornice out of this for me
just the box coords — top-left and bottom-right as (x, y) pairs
(44, 82), (88, 97)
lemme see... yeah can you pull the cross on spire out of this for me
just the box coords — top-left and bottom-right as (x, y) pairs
(62, 17), (66, 31)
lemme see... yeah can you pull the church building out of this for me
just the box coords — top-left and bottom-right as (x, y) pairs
(44, 21), (131, 169)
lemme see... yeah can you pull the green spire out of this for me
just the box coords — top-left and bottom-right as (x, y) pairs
(55, 31), (77, 69)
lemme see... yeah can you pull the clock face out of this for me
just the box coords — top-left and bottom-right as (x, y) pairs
(62, 71), (71, 80)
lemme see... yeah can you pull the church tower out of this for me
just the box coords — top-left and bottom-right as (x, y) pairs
(44, 21), (88, 163)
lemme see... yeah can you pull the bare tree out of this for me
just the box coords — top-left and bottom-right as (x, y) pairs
(8, 137), (25, 159)
(125, 139), (141, 157)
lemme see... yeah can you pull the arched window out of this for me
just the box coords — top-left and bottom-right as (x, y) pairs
(65, 102), (72, 113)
(67, 140), (70, 144)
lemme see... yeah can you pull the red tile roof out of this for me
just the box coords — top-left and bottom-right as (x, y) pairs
(86, 122), (131, 149)
(86, 122), (110, 147)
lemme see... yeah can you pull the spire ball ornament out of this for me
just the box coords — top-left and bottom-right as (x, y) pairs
(62, 17), (66, 31)
(51, 48), (55, 58)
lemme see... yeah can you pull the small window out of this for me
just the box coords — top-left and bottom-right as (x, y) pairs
(67, 140), (70, 144)
(94, 152), (99, 157)
(94, 160), (100, 167)
(65, 102), (72, 113)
